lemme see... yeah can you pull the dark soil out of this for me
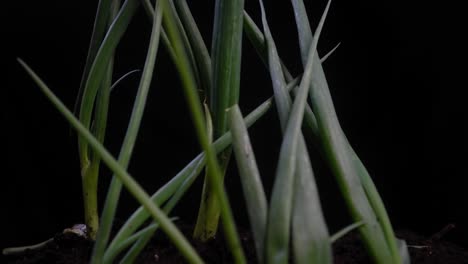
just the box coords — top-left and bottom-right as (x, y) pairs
(3, 232), (93, 264)
(4, 225), (468, 263)
(333, 228), (468, 264)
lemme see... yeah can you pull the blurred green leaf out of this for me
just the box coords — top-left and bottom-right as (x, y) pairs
(290, 0), (403, 262)
(262, 0), (331, 263)
(330, 221), (364, 243)
(228, 105), (268, 263)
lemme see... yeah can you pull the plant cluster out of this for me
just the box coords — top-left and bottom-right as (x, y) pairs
(5, 0), (410, 263)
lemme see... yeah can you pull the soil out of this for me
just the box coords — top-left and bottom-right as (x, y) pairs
(3, 225), (468, 263)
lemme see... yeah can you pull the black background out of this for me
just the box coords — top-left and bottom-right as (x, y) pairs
(2, 0), (466, 254)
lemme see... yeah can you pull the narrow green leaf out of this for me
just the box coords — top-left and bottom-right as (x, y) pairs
(290, 145), (332, 264)
(105, 217), (176, 264)
(167, 0), (202, 87)
(104, 155), (206, 263)
(320, 42), (341, 63)
(113, 155), (206, 264)
(104, 223), (159, 263)
(90, 0), (120, 158)
(243, 3), (403, 261)
(243, 11), (293, 83)
(120, 222), (182, 264)
(256, 3), (331, 263)
(210, 0), (245, 136)
(84, 0), (121, 241)
(91, 61), (111, 152)
(290, 0), (312, 66)
(18, 58), (203, 264)
(349, 142), (406, 262)
(75, 0), (120, 240)
(105, 79), (300, 260)
(91, 1), (163, 263)
(193, 105), (223, 242)
(110, 69), (141, 92)
(228, 105), (267, 263)
(74, 0), (113, 115)
(119, 235), (151, 264)
(106, 84), (300, 256)
(160, 0), (245, 262)
(116, 105), (213, 263)
(243, 11), (336, 80)
(174, 0), (212, 94)
(330, 221), (365, 243)
(263, 0), (331, 263)
(192, 0), (245, 244)
(290, 0), (403, 262)
(78, 0), (139, 165)
(2, 239), (54, 256)
(244, 5), (395, 262)
(242, 11), (266, 66)
(141, 0), (178, 66)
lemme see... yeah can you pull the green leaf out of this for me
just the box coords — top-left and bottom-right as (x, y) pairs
(228, 105), (268, 263)
(243, 11), (293, 82)
(243, 2), (405, 262)
(104, 154), (206, 263)
(160, 0), (245, 262)
(350, 144), (407, 262)
(78, 0), (139, 165)
(320, 42), (341, 63)
(104, 76), (300, 261)
(243, 11), (266, 67)
(91, 1), (163, 263)
(74, 0), (113, 115)
(193, 107), (226, 242)
(104, 223), (159, 263)
(290, 0), (404, 262)
(18, 58), (203, 264)
(243, 11), (337, 79)
(76, 0), (119, 240)
(141, 0), (178, 65)
(210, 0), (245, 136)
(174, 0), (212, 94)
(166, 1), (202, 88)
(120, 222), (182, 264)
(118, 104), (213, 263)
(110, 69), (141, 92)
(256, 2), (331, 263)
(330, 221), (365, 243)
(105, 78), (301, 262)
(105, 217), (177, 264)
(259, 0), (332, 263)
(192, 0), (245, 244)
(84, 0), (121, 241)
